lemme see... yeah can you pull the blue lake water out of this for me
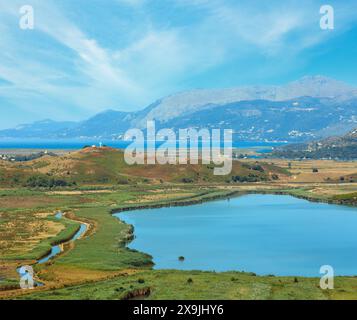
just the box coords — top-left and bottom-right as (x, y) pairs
(0, 139), (284, 150)
(116, 194), (357, 277)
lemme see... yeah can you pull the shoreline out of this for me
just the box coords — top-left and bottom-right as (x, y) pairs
(111, 187), (357, 278)
(2, 185), (357, 299)
(111, 186), (357, 216)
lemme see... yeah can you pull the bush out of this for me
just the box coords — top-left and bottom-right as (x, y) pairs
(25, 175), (73, 188)
(231, 174), (262, 183)
(117, 178), (129, 185)
(187, 278), (193, 284)
(251, 164), (264, 172)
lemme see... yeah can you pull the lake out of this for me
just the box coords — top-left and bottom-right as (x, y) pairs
(116, 194), (357, 277)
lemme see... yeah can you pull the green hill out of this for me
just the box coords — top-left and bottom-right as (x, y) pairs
(0, 147), (288, 187)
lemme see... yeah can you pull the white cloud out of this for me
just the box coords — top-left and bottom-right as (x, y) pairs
(0, 0), (357, 128)
(0, 0), (146, 117)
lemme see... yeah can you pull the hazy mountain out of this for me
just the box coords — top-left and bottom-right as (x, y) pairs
(0, 76), (356, 142)
(0, 119), (77, 139)
(162, 97), (357, 142)
(58, 110), (135, 139)
(132, 75), (355, 127)
(272, 127), (357, 159)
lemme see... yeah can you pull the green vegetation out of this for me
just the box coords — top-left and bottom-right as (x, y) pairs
(332, 192), (357, 206)
(0, 209), (80, 261)
(53, 206), (153, 271)
(16, 270), (357, 300)
(0, 147), (289, 187)
(1, 148), (356, 300)
(26, 175), (76, 188)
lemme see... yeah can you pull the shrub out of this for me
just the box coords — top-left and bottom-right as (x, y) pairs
(25, 175), (73, 188)
(117, 178), (129, 185)
(231, 174), (262, 183)
(251, 165), (264, 172)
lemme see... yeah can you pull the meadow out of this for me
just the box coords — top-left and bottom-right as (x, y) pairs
(1, 148), (357, 299)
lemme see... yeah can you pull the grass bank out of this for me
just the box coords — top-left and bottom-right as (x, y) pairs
(16, 269), (357, 300)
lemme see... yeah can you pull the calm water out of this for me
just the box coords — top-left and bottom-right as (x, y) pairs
(116, 194), (357, 277)
(0, 139), (284, 150)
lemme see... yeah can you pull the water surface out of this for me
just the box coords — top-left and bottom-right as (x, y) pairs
(116, 194), (357, 277)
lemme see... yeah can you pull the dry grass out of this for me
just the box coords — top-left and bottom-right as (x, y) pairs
(46, 190), (112, 195)
(0, 196), (60, 209)
(124, 192), (197, 204)
(0, 212), (64, 256)
(243, 159), (357, 183)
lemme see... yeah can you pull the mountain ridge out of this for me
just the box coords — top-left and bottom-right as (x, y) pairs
(1, 76), (356, 142)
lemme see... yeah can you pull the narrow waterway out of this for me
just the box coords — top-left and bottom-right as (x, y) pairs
(17, 212), (88, 286)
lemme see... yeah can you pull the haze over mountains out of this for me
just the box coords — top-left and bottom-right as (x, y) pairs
(1, 76), (357, 142)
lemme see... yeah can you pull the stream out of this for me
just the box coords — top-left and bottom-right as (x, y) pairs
(17, 212), (88, 287)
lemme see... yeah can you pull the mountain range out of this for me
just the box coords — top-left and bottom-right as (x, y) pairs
(1, 75), (357, 142)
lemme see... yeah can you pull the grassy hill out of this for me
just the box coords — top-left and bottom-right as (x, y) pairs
(0, 147), (289, 187)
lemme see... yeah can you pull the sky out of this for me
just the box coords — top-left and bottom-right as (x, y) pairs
(0, 0), (357, 129)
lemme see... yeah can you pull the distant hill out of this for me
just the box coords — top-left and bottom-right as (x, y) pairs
(272, 128), (357, 160)
(1, 76), (357, 142)
(0, 119), (77, 139)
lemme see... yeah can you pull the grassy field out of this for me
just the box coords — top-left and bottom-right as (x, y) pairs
(15, 269), (357, 300)
(1, 149), (357, 300)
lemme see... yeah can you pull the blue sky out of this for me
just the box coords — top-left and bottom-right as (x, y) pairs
(0, 0), (357, 129)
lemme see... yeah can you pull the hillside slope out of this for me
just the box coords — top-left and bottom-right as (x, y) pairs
(272, 128), (357, 160)
(0, 147), (289, 187)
